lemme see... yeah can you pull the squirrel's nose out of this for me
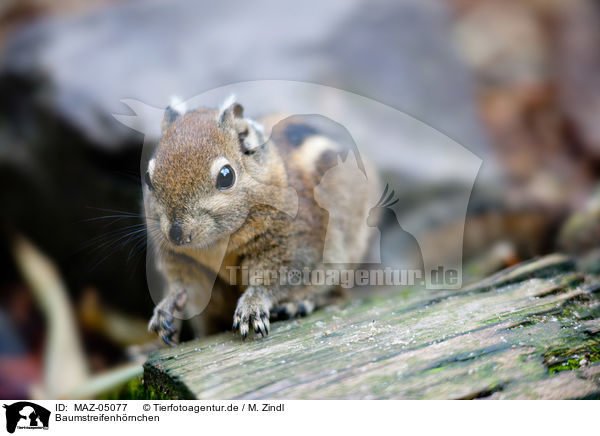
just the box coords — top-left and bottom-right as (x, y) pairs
(169, 222), (184, 245)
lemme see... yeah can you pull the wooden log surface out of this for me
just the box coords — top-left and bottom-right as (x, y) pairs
(144, 254), (600, 399)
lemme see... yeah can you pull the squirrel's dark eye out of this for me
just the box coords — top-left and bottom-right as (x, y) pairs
(144, 170), (154, 191)
(216, 165), (235, 190)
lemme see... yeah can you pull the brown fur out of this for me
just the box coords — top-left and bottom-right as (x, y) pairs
(145, 101), (380, 342)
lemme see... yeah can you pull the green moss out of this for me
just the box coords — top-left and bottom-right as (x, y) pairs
(545, 343), (600, 374)
(99, 376), (171, 400)
(424, 366), (445, 374)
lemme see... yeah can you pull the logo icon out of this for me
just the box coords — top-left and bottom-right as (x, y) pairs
(3, 402), (50, 434)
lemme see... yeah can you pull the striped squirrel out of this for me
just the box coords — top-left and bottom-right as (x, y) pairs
(144, 96), (381, 343)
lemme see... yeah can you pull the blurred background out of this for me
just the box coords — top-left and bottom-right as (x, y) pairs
(1, 0), (599, 399)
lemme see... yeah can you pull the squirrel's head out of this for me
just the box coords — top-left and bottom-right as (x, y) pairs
(144, 96), (278, 249)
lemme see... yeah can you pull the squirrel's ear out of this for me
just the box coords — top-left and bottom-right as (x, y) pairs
(218, 96), (244, 125)
(161, 106), (180, 132)
(161, 96), (187, 133)
(218, 97), (265, 154)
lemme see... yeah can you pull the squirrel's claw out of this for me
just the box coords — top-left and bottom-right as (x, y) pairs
(161, 333), (177, 347)
(240, 324), (249, 340)
(149, 307), (178, 346)
(148, 289), (187, 345)
(232, 291), (271, 339)
(254, 314), (270, 337)
(162, 318), (176, 335)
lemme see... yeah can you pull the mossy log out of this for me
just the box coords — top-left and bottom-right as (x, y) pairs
(144, 254), (600, 399)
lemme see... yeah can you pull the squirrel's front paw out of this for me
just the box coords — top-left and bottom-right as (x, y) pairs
(148, 289), (188, 346)
(272, 297), (316, 320)
(148, 308), (177, 346)
(232, 291), (271, 339)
